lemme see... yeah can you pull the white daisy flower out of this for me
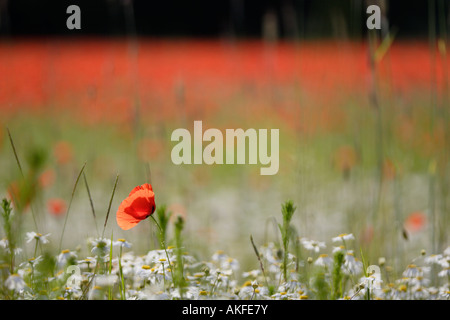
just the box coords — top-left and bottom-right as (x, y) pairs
(314, 254), (333, 268)
(332, 246), (346, 254)
(57, 249), (77, 269)
(332, 233), (355, 243)
(25, 232), (50, 244)
(90, 238), (111, 257)
(242, 269), (261, 278)
(113, 238), (132, 249)
(403, 264), (421, 278)
(301, 238), (326, 253)
(438, 267), (450, 278)
(443, 247), (450, 256)
(5, 274), (27, 292)
(343, 252), (363, 275)
(424, 254), (443, 265)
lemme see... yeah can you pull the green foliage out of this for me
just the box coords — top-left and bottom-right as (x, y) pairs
(278, 200), (296, 283)
(155, 205), (172, 249)
(1, 198), (16, 273)
(312, 270), (330, 300)
(174, 215), (186, 296)
(331, 251), (345, 300)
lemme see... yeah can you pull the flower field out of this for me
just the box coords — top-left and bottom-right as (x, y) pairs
(0, 38), (449, 300)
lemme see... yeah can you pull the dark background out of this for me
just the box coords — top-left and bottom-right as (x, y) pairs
(0, 0), (448, 39)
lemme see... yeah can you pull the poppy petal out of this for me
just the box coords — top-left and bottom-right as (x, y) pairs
(116, 183), (156, 230)
(129, 183), (153, 197)
(116, 209), (142, 230)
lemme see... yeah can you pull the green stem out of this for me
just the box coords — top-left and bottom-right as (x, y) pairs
(150, 215), (174, 286)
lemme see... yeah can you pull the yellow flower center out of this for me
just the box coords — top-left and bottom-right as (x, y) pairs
(61, 249), (70, 254)
(117, 238), (126, 242)
(141, 265), (151, 270)
(243, 281), (252, 287)
(300, 295), (309, 299)
(199, 290), (208, 296)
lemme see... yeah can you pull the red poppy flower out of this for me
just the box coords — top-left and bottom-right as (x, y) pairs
(53, 141), (73, 165)
(47, 198), (66, 217)
(116, 183), (156, 230)
(404, 211), (426, 233)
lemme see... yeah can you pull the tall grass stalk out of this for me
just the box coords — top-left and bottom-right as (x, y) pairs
(83, 172), (99, 237)
(250, 234), (270, 290)
(101, 173), (119, 238)
(174, 216), (186, 298)
(108, 232), (113, 300)
(278, 200), (296, 283)
(58, 162), (86, 252)
(6, 128), (39, 233)
(331, 250), (345, 300)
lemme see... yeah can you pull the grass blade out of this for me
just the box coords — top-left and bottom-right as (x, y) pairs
(250, 234), (269, 289)
(102, 173), (119, 238)
(6, 127), (39, 232)
(58, 162), (86, 252)
(7, 127), (24, 177)
(83, 172), (99, 237)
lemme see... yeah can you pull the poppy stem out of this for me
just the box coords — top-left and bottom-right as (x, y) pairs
(150, 215), (175, 286)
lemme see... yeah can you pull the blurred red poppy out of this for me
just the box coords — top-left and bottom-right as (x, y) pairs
(116, 183), (156, 230)
(39, 168), (56, 188)
(53, 141), (73, 165)
(404, 211), (426, 233)
(7, 180), (33, 212)
(47, 198), (66, 217)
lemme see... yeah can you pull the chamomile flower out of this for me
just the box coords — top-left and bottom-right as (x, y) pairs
(88, 285), (105, 300)
(145, 249), (173, 264)
(5, 274), (27, 292)
(57, 249), (77, 269)
(411, 276), (430, 287)
(0, 238), (22, 255)
(412, 287), (429, 299)
(242, 269), (261, 279)
(220, 257), (240, 272)
(113, 238), (132, 249)
(93, 274), (118, 287)
(212, 250), (228, 263)
(443, 247), (450, 256)
(90, 238), (111, 257)
(314, 254), (333, 268)
(424, 254), (443, 265)
(343, 252), (363, 275)
(25, 232), (50, 244)
(77, 257), (96, 270)
(438, 267), (450, 278)
(332, 233), (355, 243)
(301, 238), (326, 253)
(403, 264), (421, 278)
(136, 265), (154, 279)
(332, 245), (346, 254)
(271, 291), (295, 300)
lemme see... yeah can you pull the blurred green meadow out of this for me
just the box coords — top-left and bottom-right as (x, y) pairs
(1, 38), (449, 275)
